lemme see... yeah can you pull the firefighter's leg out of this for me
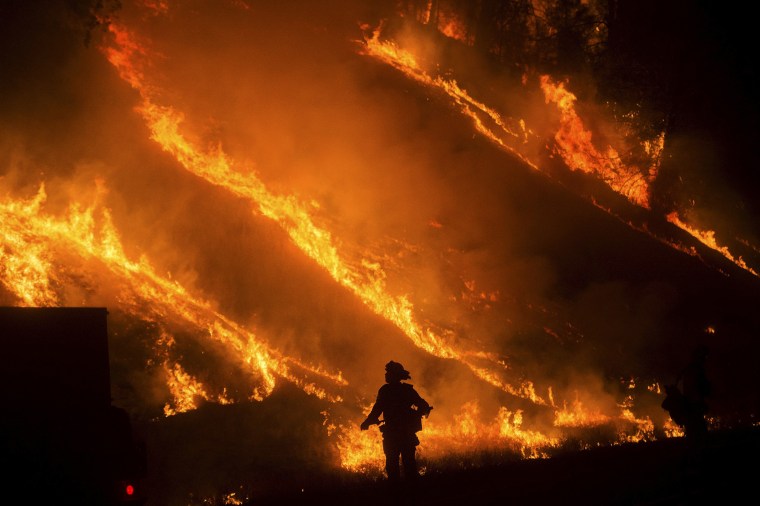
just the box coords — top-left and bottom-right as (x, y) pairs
(400, 445), (418, 480)
(382, 437), (401, 482)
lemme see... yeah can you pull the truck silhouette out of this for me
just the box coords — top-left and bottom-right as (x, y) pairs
(0, 306), (147, 505)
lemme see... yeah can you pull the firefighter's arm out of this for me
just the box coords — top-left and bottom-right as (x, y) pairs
(416, 403), (433, 418)
(360, 399), (383, 430)
(414, 390), (433, 417)
(360, 410), (382, 430)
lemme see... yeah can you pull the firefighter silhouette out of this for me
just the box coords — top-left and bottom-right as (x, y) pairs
(360, 361), (432, 483)
(662, 344), (711, 445)
(679, 345), (711, 442)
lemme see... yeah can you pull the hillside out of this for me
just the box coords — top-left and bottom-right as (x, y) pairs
(2, 2), (760, 504)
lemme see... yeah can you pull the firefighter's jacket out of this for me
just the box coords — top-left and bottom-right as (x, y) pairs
(363, 382), (431, 435)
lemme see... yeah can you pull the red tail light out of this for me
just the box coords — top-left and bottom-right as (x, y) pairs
(115, 479), (144, 503)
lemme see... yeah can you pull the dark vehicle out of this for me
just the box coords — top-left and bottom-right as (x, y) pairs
(0, 306), (147, 505)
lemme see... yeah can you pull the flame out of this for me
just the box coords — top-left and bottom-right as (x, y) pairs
(102, 20), (555, 403)
(0, 5), (709, 476)
(332, 401), (562, 472)
(163, 362), (214, 416)
(554, 398), (611, 428)
(0, 188), (59, 306)
(617, 408), (655, 443)
(155, 330), (234, 415)
(361, 27), (537, 169)
(361, 22), (760, 281)
(0, 182), (346, 405)
(667, 211), (758, 277)
(540, 76), (656, 208)
(362, 23), (747, 284)
(361, 27), (664, 212)
(662, 419), (685, 438)
(334, 425), (386, 474)
(363, 22), (760, 288)
(362, 16), (758, 275)
(333, 391), (662, 471)
(361, 19), (760, 288)
(437, 6), (471, 44)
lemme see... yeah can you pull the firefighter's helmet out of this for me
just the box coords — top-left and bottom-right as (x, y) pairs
(385, 360), (411, 381)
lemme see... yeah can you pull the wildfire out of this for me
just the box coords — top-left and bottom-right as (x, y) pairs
(2, 2), (729, 480)
(361, 26), (664, 212)
(102, 20), (555, 404)
(361, 26), (538, 170)
(331, 392), (663, 471)
(554, 398), (611, 428)
(332, 401), (561, 473)
(0, 182), (346, 408)
(363, 21), (760, 282)
(164, 362), (216, 416)
(667, 212), (758, 277)
(436, 6), (471, 45)
(90, 10), (704, 472)
(540, 76), (656, 209)
(333, 425), (386, 475)
(0, 188), (59, 307)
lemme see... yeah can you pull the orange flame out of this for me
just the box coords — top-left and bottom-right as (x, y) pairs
(0, 187), (59, 306)
(363, 25), (760, 283)
(17, 10), (693, 473)
(437, 6), (471, 44)
(361, 27), (537, 169)
(331, 401), (561, 473)
(667, 212), (758, 277)
(540, 76), (656, 208)
(0, 182), (346, 406)
(332, 391), (662, 471)
(362, 27), (664, 211)
(102, 21), (554, 404)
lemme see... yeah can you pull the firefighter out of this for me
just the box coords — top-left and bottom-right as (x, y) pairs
(360, 361), (432, 484)
(679, 345), (711, 444)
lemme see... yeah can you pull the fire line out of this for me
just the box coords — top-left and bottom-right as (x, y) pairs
(361, 25), (759, 279)
(0, 183), (346, 406)
(102, 20), (549, 405)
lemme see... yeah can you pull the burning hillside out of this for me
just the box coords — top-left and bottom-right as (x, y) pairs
(2, 0), (759, 503)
